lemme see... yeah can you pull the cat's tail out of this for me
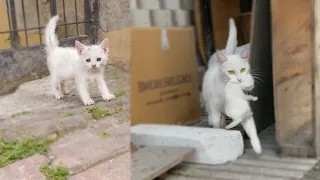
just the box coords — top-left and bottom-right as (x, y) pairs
(225, 18), (237, 55)
(45, 15), (60, 53)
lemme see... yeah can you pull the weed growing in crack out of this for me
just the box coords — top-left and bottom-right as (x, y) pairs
(113, 68), (119, 78)
(11, 111), (31, 118)
(118, 118), (125, 124)
(86, 105), (114, 119)
(97, 131), (114, 139)
(114, 89), (127, 98)
(114, 106), (122, 114)
(0, 137), (57, 167)
(86, 105), (123, 119)
(60, 112), (74, 117)
(40, 164), (69, 180)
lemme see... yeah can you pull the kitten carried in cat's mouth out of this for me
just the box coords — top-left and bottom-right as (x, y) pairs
(44, 15), (115, 105)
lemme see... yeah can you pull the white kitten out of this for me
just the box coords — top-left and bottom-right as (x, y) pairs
(202, 19), (254, 128)
(224, 77), (261, 154)
(44, 15), (115, 105)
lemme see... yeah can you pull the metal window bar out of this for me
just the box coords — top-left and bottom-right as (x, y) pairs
(62, 0), (68, 38)
(0, 0), (95, 50)
(21, 0), (29, 47)
(35, 0), (42, 44)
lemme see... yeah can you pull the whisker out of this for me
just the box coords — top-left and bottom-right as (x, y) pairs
(250, 73), (264, 77)
(252, 75), (264, 83)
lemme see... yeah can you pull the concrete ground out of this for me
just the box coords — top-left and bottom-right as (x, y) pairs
(0, 65), (130, 180)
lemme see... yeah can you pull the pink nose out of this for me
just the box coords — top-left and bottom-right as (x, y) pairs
(92, 64), (96, 68)
(237, 78), (242, 82)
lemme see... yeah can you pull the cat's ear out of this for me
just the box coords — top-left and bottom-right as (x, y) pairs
(75, 41), (86, 55)
(240, 50), (250, 60)
(100, 38), (109, 53)
(217, 51), (227, 64)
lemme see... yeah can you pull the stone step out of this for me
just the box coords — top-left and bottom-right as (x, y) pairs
(0, 155), (49, 180)
(70, 152), (130, 180)
(49, 122), (130, 175)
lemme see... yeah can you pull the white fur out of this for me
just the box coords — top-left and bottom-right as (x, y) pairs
(224, 82), (261, 154)
(202, 18), (262, 154)
(44, 15), (115, 105)
(203, 18), (254, 128)
(224, 82), (257, 129)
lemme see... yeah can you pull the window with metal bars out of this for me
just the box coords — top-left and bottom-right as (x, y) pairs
(0, 0), (96, 50)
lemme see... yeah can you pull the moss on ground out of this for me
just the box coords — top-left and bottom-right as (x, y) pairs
(60, 112), (74, 117)
(0, 138), (57, 167)
(117, 118), (125, 124)
(114, 90), (127, 98)
(97, 131), (114, 139)
(11, 111), (31, 118)
(86, 105), (123, 119)
(40, 164), (69, 180)
(113, 68), (119, 78)
(86, 105), (114, 119)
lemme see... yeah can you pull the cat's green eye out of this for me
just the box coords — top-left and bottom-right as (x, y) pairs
(240, 68), (246, 73)
(227, 70), (235, 75)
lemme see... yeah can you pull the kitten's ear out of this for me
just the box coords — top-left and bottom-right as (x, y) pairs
(240, 50), (250, 60)
(100, 38), (109, 53)
(75, 41), (86, 55)
(217, 51), (228, 64)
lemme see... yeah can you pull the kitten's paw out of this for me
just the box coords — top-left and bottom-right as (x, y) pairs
(62, 89), (70, 95)
(252, 96), (258, 101)
(83, 98), (95, 106)
(103, 94), (115, 101)
(54, 92), (64, 99)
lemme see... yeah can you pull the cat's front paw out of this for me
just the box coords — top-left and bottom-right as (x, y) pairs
(54, 92), (64, 100)
(103, 94), (115, 101)
(62, 89), (70, 95)
(83, 98), (95, 106)
(252, 96), (258, 101)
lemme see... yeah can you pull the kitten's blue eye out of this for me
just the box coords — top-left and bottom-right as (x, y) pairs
(97, 58), (101, 61)
(86, 58), (90, 62)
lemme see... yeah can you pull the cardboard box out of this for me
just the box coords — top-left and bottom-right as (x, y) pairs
(129, 27), (201, 126)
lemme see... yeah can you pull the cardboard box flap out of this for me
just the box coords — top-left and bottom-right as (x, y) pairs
(131, 27), (201, 126)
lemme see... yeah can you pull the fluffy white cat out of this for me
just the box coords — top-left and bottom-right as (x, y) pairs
(202, 18), (262, 154)
(44, 15), (115, 105)
(223, 72), (261, 154)
(202, 19), (254, 128)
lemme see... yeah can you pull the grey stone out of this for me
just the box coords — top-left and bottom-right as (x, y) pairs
(131, 9), (152, 27)
(0, 155), (49, 180)
(99, 0), (131, 32)
(70, 152), (130, 180)
(150, 10), (173, 28)
(49, 122), (130, 174)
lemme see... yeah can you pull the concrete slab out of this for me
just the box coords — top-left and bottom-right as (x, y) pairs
(0, 155), (49, 180)
(49, 123), (130, 174)
(69, 152), (130, 180)
(131, 124), (244, 165)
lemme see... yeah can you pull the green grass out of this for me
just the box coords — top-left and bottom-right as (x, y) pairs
(86, 105), (123, 119)
(114, 106), (122, 114)
(11, 111), (31, 118)
(40, 165), (69, 180)
(97, 131), (114, 139)
(114, 90), (127, 98)
(60, 112), (74, 117)
(117, 118), (125, 124)
(113, 68), (119, 78)
(0, 138), (57, 167)
(86, 105), (114, 119)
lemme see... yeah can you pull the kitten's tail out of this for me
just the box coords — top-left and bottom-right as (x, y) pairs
(45, 15), (60, 53)
(225, 118), (241, 129)
(225, 18), (237, 55)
